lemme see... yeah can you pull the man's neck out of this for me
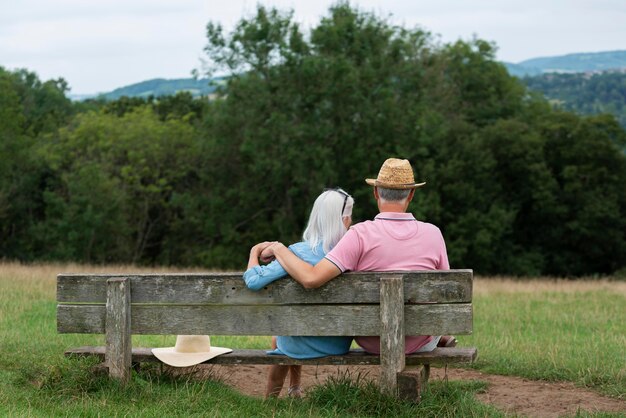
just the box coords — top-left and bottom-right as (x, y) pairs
(377, 202), (408, 213)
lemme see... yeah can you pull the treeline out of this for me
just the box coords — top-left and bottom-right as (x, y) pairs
(2, 4), (626, 276)
(525, 71), (626, 129)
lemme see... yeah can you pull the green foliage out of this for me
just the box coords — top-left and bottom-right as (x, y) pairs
(102, 92), (209, 123)
(34, 107), (200, 263)
(0, 67), (73, 260)
(1, 5), (626, 276)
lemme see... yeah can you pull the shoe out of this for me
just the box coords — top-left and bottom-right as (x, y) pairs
(288, 386), (303, 398)
(438, 336), (457, 347)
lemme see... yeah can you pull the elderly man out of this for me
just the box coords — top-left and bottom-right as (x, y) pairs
(264, 157), (455, 353)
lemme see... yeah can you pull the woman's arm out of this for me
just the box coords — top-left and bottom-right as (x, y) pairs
(268, 242), (341, 289)
(244, 241), (288, 291)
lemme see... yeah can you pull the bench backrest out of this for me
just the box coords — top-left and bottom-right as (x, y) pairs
(57, 270), (473, 336)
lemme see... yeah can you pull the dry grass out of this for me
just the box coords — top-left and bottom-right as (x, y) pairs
(474, 276), (626, 296)
(0, 260), (220, 277)
(0, 261), (222, 290)
(3, 261), (624, 296)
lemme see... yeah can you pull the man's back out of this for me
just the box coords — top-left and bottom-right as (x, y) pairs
(325, 211), (449, 355)
(325, 212), (449, 273)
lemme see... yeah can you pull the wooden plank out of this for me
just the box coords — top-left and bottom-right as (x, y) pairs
(105, 278), (131, 383)
(65, 346), (478, 366)
(57, 303), (473, 336)
(379, 275), (405, 395)
(57, 270), (473, 305)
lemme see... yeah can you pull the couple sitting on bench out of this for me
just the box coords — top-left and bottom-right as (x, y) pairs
(243, 158), (455, 398)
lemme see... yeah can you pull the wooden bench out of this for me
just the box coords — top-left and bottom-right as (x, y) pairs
(57, 270), (477, 400)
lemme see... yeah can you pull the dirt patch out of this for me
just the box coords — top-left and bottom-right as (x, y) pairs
(189, 364), (626, 417)
(439, 368), (625, 418)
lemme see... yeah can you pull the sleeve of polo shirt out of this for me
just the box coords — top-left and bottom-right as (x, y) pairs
(325, 228), (361, 272)
(437, 230), (450, 270)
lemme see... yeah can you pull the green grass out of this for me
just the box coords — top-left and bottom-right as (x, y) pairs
(1, 264), (624, 416)
(463, 286), (626, 398)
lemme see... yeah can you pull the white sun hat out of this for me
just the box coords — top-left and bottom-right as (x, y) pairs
(152, 335), (232, 367)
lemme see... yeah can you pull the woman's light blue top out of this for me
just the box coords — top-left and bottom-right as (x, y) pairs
(242, 241), (352, 359)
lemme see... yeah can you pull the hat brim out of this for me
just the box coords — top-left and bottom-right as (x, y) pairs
(151, 346), (233, 367)
(365, 179), (426, 189)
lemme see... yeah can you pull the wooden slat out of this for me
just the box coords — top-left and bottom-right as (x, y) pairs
(57, 303), (472, 336)
(105, 278), (131, 382)
(379, 275), (405, 395)
(65, 346), (478, 366)
(57, 270), (473, 305)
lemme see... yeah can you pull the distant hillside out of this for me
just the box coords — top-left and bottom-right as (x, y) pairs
(95, 77), (225, 100)
(76, 51), (626, 99)
(504, 50), (626, 77)
(72, 52), (626, 130)
(524, 71), (626, 129)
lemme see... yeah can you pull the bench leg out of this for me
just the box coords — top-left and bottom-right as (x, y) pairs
(379, 275), (405, 396)
(397, 365), (429, 403)
(105, 278), (132, 383)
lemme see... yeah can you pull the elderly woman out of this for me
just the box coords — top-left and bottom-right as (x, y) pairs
(244, 188), (354, 398)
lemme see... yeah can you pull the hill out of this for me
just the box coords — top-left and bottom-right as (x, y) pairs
(523, 71), (626, 128)
(504, 50), (626, 77)
(80, 51), (626, 100)
(69, 51), (626, 129)
(94, 77), (224, 100)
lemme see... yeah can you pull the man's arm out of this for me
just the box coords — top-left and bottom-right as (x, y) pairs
(268, 242), (341, 288)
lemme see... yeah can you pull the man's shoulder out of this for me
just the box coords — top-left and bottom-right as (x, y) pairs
(348, 219), (377, 233)
(418, 221), (442, 231)
(417, 221), (445, 238)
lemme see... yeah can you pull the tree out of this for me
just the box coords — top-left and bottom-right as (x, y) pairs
(36, 107), (200, 264)
(0, 67), (71, 259)
(197, 4), (626, 275)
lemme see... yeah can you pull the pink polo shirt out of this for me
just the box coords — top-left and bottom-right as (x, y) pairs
(325, 212), (449, 354)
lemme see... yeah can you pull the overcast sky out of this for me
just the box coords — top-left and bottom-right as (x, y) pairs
(2, 0), (625, 95)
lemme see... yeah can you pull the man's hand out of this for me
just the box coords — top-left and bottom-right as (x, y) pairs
(247, 241), (277, 269)
(270, 243), (340, 289)
(259, 242), (282, 263)
(261, 242), (285, 257)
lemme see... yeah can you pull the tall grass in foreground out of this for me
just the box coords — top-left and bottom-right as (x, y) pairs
(1, 262), (624, 417)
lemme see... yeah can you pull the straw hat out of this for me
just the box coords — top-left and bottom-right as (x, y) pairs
(152, 335), (232, 367)
(365, 158), (426, 189)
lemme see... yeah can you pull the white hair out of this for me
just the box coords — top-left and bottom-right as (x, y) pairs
(302, 188), (354, 254)
(377, 187), (411, 203)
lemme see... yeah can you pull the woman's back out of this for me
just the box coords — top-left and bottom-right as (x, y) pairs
(242, 188), (355, 360)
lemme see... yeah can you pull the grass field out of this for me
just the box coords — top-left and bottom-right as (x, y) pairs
(1, 262), (624, 417)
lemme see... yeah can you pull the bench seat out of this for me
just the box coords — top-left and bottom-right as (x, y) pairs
(66, 346), (478, 366)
